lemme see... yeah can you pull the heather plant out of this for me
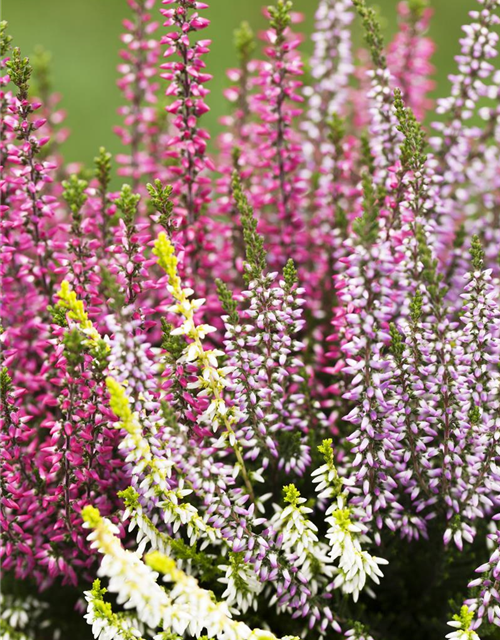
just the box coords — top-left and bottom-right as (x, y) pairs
(1, 0), (500, 639)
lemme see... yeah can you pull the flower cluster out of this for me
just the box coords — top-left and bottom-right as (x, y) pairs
(115, 0), (162, 188)
(2, 0), (500, 639)
(159, 0), (213, 227)
(82, 505), (298, 640)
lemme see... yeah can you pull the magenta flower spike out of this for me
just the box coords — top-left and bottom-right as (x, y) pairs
(115, 0), (162, 191)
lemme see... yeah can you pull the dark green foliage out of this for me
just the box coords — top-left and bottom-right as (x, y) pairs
(215, 278), (239, 325)
(94, 147), (113, 241)
(326, 115), (348, 231)
(48, 304), (69, 327)
(0, 21), (12, 58)
(95, 147), (112, 193)
(62, 174), (88, 224)
(231, 146), (241, 168)
(63, 329), (86, 375)
(275, 430), (305, 471)
(231, 170), (267, 283)
(317, 439), (343, 497)
(147, 180), (174, 232)
(89, 340), (110, 374)
(0, 619), (26, 640)
(327, 114), (346, 150)
(6, 47), (32, 100)
(468, 405), (481, 425)
(353, 171), (381, 245)
(408, 0), (429, 17)
(161, 319), (186, 364)
(86, 580), (140, 640)
(156, 634), (184, 640)
(115, 185), (141, 301)
(394, 88), (427, 172)
(453, 224), (466, 249)
(352, 0), (386, 69)
(360, 132), (375, 176)
(470, 234), (484, 271)
(415, 224), (448, 306)
(268, 0), (292, 45)
(283, 258), (298, 290)
(1, 366), (12, 400)
(389, 322), (405, 360)
(118, 487), (221, 584)
(377, 524), (498, 640)
(116, 184), (140, 232)
(160, 400), (180, 431)
(234, 20), (255, 63)
(167, 537), (221, 584)
(409, 289), (423, 323)
(99, 266), (126, 312)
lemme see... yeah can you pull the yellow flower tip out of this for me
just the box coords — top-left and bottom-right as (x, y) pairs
(57, 280), (71, 301)
(105, 375), (121, 393)
(106, 376), (133, 423)
(153, 232), (182, 295)
(153, 232), (176, 272)
(91, 578), (105, 595)
(55, 280), (93, 331)
(81, 505), (102, 528)
(145, 550), (176, 575)
(56, 280), (79, 314)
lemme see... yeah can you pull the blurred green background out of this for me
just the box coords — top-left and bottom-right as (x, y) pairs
(3, 0), (475, 168)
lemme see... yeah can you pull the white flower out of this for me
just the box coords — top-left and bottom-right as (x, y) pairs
(325, 495), (388, 602)
(83, 511), (175, 631)
(83, 503), (299, 640)
(157, 553), (292, 640)
(218, 556), (264, 613)
(270, 486), (334, 597)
